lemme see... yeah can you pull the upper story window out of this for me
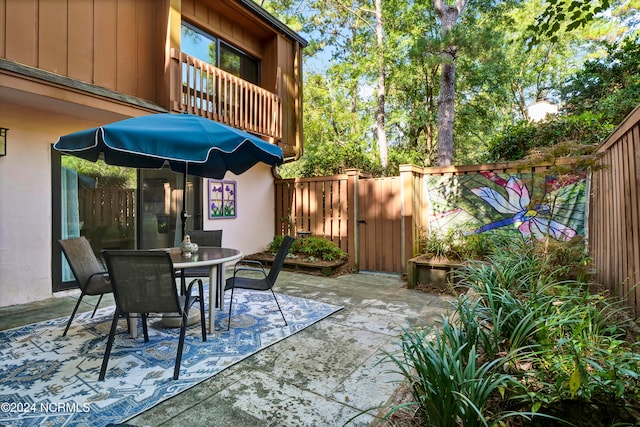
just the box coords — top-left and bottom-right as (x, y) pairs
(181, 22), (260, 86)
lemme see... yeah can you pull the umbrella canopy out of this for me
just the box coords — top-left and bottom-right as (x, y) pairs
(54, 113), (283, 179)
(54, 113), (284, 240)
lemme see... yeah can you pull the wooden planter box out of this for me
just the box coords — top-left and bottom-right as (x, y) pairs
(243, 253), (346, 277)
(407, 257), (464, 290)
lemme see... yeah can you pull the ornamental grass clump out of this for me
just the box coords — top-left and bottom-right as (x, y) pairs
(382, 235), (640, 426)
(384, 319), (514, 427)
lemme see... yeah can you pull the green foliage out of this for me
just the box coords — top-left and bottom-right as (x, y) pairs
(384, 320), (514, 426)
(485, 112), (613, 162)
(417, 227), (496, 261)
(61, 157), (135, 188)
(532, 236), (594, 282)
(386, 236), (640, 425)
(268, 235), (347, 262)
(266, 0), (637, 173)
(525, 0), (638, 48)
(526, 0), (610, 46)
(487, 36), (639, 163)
(560, 36), (640, 125)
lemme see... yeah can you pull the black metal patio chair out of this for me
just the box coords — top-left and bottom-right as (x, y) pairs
(100, 250), (206, 381)
(180, 229), (223, 278)
(224, 235), (295, 330)
(58, 236), (112, 336)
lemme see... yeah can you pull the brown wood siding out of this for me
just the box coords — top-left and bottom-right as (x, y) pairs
(2, 0), (162, 105)
(116, 1), (137, 96)
(2, 0), (302, 158)
(261, 37), (277, 93)
(278, 36), (299, 158)
(181, 0), (302, 158)
(39, 1), (67, 75)
(182, 0), (266, 59)
(5, 0), (38, 65)
(0, 0), (5, 58)
(590, 105), (640, 317)
(68, 1), (94, 83)
(93, 0), (118, 89)
(136, 1), (156, 101)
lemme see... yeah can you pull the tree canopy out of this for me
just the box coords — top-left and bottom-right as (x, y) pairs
(487, 35), (640, 161)
(262, 0), (639, 177)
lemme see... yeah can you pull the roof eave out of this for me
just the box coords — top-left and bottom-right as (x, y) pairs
(237, 0), (309, 47)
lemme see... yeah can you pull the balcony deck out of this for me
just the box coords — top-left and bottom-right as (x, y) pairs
(171, 49), (282, 140)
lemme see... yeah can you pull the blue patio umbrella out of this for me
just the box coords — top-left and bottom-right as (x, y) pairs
(54, 113), (284, 240)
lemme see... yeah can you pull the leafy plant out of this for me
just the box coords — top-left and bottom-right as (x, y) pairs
(384, 319), (514, 427)
(267, 235), (347, 262)
(385, 235), (640, 425)
(417, 227), (496, 261)
(486, 112), (612, 162)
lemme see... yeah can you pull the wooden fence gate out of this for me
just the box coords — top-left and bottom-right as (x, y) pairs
(357, 176), (403, 272)
(274, 170), (410, 274)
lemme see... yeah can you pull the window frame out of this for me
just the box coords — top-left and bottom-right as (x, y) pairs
(181, 21), (261, 85)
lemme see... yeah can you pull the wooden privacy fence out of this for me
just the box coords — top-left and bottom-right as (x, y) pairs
(78, 187), (136, 231)
(274, 161), (578, 274)
(590, 105), (640, 318)
(274, 172), (356, 255)
(275, 108), (640, 318)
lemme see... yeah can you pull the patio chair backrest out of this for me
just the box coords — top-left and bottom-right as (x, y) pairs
(102, 250), (182, 315)
(59, 236), (106, 290)
(266, 235), (296, 286)
(188, 230), (223, 247)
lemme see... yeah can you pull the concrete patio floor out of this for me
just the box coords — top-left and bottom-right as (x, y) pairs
(0, 270), (453, 426)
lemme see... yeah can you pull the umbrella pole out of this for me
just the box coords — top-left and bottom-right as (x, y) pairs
(181, 164), (189, 242)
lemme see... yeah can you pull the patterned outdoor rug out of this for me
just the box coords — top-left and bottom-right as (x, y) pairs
(0, 288), (342, 427)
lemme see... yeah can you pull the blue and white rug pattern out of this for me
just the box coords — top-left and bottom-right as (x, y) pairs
(0, 288), (342, 427)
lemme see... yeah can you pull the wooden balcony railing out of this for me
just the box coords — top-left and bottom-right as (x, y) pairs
(170, 49), (282, 140)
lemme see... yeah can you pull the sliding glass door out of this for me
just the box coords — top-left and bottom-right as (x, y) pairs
(52, 150), (137, 290)
(139, 169), (200, 249)
(52, 150), (201, 291)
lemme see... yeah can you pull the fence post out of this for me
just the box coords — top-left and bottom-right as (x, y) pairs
(346, 169), (360, 271)
(399, 165), (422, 274)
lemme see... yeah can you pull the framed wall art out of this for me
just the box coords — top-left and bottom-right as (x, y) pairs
(209, 180), (237, 218)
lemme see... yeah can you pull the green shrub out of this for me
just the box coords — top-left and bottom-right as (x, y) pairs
(386, 235), (640, 425)
(267, 235), (347, 261)
(384, 319), (515, 426)
(417, 227), (497, 261)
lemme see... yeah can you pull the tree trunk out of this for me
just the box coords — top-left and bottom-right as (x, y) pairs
(375, 0), (388, 170)
(437, 58), (455, 166)
(433, 0), (466, 166)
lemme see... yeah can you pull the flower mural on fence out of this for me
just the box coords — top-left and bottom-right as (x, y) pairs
(425, 171), (587, 244)
(209, 180), (237, 218)
(468, 175), (577, 241)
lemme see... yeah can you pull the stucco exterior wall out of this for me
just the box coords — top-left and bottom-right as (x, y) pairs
(0, 104), (95, 306)
(201, 164), (276, 256)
